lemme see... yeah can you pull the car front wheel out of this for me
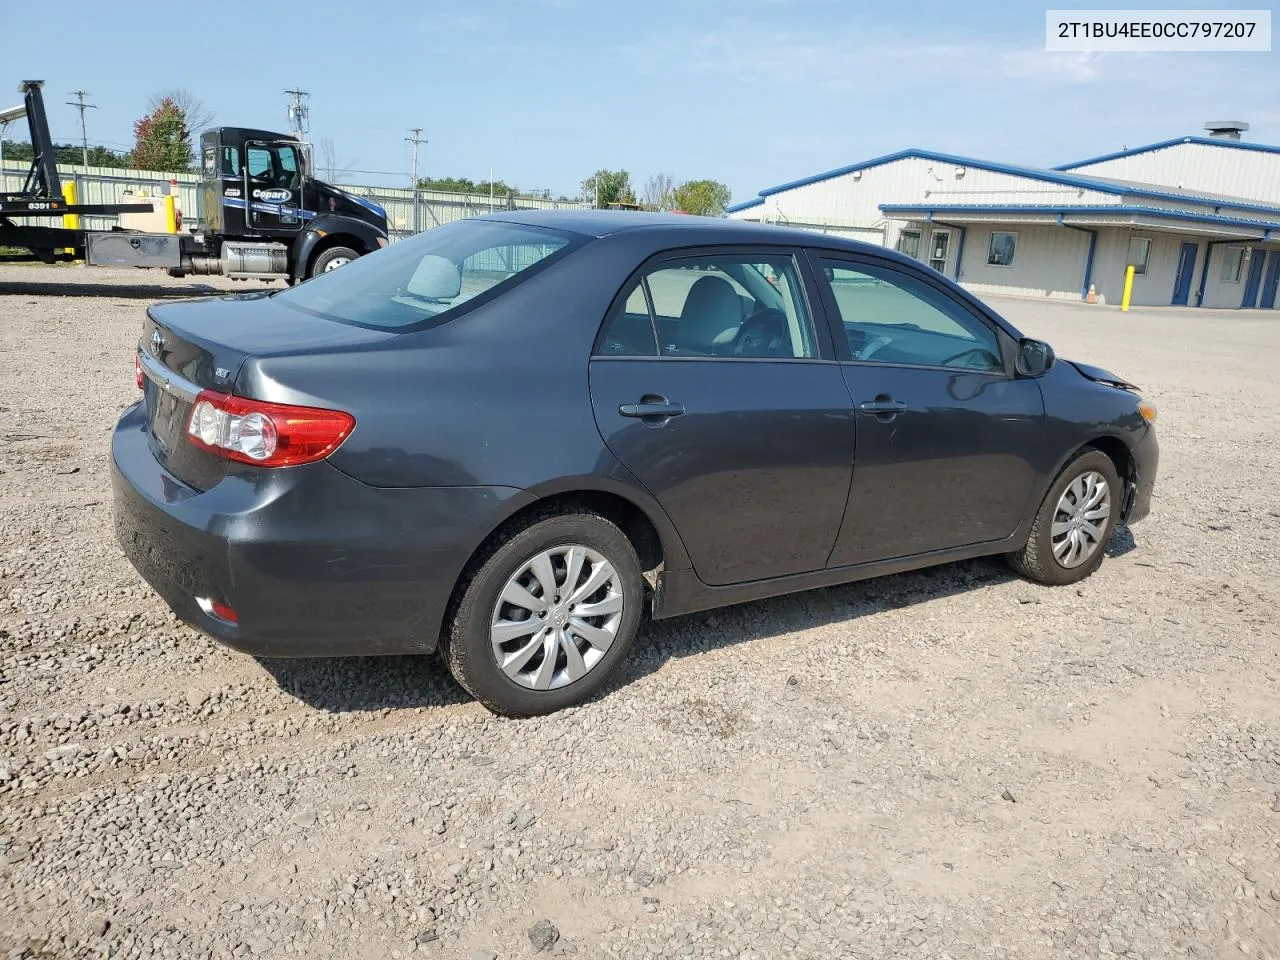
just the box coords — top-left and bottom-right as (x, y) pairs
(442, 510), (645, 716)
(1009, 449), (1121, 586)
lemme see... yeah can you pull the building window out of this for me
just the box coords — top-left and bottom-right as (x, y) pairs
(1126, 237), (1151, 276)
(987, 232), (1017, 267)
(1221, 246), (1246, 283)
(896, 230), (921, 259)
(928, 230), (950, 273)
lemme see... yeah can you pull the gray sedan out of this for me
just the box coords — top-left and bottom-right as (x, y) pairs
(113, 211), (1158, 715)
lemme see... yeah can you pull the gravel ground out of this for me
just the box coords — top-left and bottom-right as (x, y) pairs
(1, 264), (1278, 960)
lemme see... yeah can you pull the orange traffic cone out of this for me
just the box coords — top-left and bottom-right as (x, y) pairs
(1086, 283), (1097, 304)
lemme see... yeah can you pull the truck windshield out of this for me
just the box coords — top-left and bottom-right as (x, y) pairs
(276, 220), (580, 331)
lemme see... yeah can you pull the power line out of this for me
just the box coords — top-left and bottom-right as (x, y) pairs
(284, 89), (310, 136)
(66, 90), (97, 172)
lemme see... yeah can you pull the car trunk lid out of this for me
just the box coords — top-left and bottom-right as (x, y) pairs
(138, 292), (393, 490)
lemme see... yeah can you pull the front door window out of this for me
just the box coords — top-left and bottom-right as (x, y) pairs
(244, 142), (304, 230)
(821, 260), (1003, 371)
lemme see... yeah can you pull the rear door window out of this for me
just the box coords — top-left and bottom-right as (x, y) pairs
(596, 254), (818, 359)
(596, 283), (659, 356)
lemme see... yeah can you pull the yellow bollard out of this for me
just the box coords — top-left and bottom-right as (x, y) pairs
(61, 181), (80, 256)
(1120, 264), (1135, 312)
(163, 195), (178, 234)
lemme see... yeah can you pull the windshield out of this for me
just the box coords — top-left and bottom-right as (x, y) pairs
(276, 220), (579, 331)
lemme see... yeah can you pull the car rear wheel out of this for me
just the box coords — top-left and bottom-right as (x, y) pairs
(1008, 449), (1120, 586)
(442, 510), (644, 716)
(309, 246), (359, 278)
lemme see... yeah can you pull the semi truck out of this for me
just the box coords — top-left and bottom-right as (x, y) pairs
(0, 80), (389, 282)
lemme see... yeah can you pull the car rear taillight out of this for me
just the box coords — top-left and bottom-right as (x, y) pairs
(186, 390), (355, 467)
(135, 355), (144, 390)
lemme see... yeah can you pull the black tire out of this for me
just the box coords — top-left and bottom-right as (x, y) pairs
(1008, 449), (1121, 586)
(308, 246), (359, 279)
(441, 509), (645, 717)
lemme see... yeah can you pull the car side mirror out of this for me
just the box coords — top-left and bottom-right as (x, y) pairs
(1016, 338), (1055, 377)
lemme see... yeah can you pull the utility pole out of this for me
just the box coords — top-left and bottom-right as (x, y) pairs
(406, 128), (425, 188)
(406, 127), (426, 234)
(66, 90), (97, 172)
(283, 89), (310, 137)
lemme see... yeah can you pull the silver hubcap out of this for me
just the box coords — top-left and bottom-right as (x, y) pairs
(323, 256), (351, 272)
(1051, 470), (1111, 568)
(490, 545), (623, 691)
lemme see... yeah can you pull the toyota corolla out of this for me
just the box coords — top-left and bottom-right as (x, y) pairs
(112, 211), (1158, 716)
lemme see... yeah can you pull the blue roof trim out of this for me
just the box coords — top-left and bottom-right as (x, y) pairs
(751, 147), (1143, 198)
(725, 197), (764, 214)
(739, 147), (1280, 220)
(878, 202), (1280, 232)
(1056, 136), (1280, 170)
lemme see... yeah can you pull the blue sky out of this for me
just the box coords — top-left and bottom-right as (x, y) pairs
(4, 0), (1277, 202)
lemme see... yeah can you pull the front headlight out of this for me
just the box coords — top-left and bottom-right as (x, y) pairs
(1138, 401), (1157, 424)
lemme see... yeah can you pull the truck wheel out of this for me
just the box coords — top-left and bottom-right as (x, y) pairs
(310, 246), (359, 278)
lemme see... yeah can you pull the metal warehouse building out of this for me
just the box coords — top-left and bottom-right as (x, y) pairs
(727, 123), (1280, 310)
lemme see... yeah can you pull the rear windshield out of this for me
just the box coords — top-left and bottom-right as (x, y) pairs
(276, 220), (579, 330)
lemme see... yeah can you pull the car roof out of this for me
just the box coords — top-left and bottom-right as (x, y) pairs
(473, 208), (886, 252)
(472, 208), (970, 290)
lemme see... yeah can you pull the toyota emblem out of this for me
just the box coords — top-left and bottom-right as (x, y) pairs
(150, 330), (164, 354)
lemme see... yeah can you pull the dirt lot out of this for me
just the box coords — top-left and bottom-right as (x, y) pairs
(1, 265), (1278, 960)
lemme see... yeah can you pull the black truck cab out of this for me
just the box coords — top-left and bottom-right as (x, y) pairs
(198, 128), (389, 279)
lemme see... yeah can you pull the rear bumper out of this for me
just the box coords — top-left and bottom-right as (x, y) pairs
(111, 401), (529, 657)
(1123, 424), (1158, 525)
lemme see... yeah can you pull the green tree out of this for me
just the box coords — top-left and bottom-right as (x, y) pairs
(148, 89), (213, 155)
(417, 175), (518, 197)
(129, 98), (194, 173)
(83, 145), (131, 168)
(589, 169), (636, 208)
(1, 140), (130, 169)
(670, 179), (732, 217)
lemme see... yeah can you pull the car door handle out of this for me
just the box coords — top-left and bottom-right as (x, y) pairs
(619, 400), (685, 419)
(858, 399), (907, 414)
